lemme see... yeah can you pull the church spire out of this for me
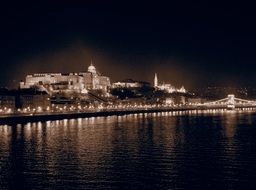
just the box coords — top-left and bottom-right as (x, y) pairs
(154, 73), (158, 87)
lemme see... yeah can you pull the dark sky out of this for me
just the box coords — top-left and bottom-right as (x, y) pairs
(1, 0), (256, 90)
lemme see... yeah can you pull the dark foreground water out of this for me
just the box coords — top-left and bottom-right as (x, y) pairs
(1, 110), (256, 190)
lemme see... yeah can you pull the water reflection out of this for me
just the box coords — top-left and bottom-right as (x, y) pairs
(1, 111), (256, 189)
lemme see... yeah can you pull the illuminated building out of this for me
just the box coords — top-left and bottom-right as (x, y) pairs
(17, 89), (50, 110)
(0, 89), (16, 111)
(165, 98), (174, 105)
(0, 88), (50, 111)
(79, 63), (111, 91)
(154, 73), (186, 93)
(20, 63), (111, 93)
(187, 98), (205, 104)
(112, 79), (147, 88)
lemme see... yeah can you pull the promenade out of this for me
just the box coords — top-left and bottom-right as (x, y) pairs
(1, 104), (256, 124)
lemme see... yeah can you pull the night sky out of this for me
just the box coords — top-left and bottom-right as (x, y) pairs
(1, 1), (256, 90)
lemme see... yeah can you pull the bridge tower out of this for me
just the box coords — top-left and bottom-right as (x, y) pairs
(227, 94), (235, 109)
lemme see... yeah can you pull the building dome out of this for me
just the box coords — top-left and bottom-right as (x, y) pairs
(88, 64), (96, 74)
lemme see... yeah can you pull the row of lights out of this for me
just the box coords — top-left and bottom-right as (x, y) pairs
(1, 101), (255, 115)
(0, 103), (187, 114)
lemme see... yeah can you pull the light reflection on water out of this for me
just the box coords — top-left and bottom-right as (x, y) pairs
(1, 110), (256, 189)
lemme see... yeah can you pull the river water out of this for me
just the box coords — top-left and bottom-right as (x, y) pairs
(1, 110), (256, 190)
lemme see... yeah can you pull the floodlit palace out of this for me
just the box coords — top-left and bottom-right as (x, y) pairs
(20, 63), (111, 94)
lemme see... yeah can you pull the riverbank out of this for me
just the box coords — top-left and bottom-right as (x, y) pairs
(1, 104), (256, 125)
(0, 107), (195, 124)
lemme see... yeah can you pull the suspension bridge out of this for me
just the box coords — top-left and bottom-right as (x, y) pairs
(201, 94), (256, 109)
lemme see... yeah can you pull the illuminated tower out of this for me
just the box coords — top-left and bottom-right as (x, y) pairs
(154, 73), (158, 87)
(88, 60), (96, 74)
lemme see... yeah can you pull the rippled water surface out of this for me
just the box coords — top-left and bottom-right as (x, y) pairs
(1, 111), (256, 190)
